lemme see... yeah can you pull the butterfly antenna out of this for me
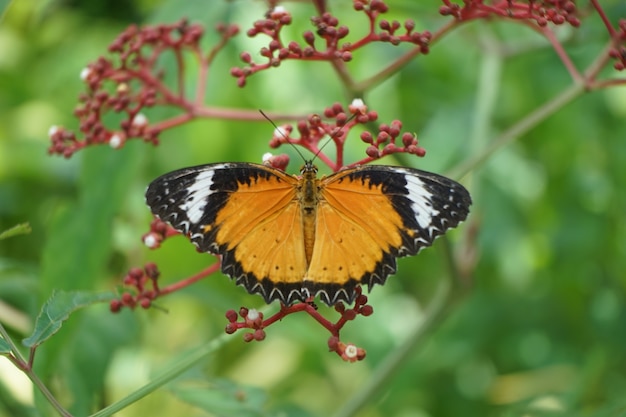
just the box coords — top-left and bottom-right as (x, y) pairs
(311, 112), (358, 163)
(259, 110), (308, 163)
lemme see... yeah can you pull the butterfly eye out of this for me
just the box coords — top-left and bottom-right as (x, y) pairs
(300, 161), (318, 175)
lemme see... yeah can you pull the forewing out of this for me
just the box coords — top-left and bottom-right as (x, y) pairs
(304, 165), (471, 305)
(146, 163), (309, 304)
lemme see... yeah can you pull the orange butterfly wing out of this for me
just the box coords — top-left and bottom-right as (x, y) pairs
(303, 166), (471, 305)
(146, 163), (309, 304)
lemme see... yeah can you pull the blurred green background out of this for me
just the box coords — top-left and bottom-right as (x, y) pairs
(1, 0), (626, 416)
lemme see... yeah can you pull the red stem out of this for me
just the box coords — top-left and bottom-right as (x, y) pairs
(590, 0), (618, 38)
(157, 263), (220, 296)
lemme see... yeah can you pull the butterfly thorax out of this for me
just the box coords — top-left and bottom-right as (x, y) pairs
(299, 162), (320, 265)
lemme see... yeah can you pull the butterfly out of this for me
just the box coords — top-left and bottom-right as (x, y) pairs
(145, 161), (471, 306)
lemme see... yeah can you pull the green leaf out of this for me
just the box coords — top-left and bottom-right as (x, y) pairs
(169, 379), (268, 417)
(40, 145), (142, 298)
(34, 144), (143, 414)
(0, 223), (32, 240)
(22, 290), (115, 348)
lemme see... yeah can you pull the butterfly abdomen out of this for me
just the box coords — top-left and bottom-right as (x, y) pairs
(300, 163), (320, 267)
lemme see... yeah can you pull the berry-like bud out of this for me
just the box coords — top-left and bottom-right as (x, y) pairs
(225, 309), (238, 322)
(247, 308), (259, 321)
(366, 145), (380, 158)
(240, 52), (252, 63)
(349, 98), (366, 114)
(360, 305), (374, 316)
(132, 113), (148, 127)
(344, 344), (358, 359)
(144, 262), (159, 280)
(109, 133), (124, 149)
(356, 294), (368, 305)
(129, 267), (144, 280)
(303, 31), (315, 45)
(382, 143), (396, 154)
(405, 19), (415, 32)
(402, 132), (416, 147)
(143, 232), (160, 248)
(343, 309), (357, 321)
(328, 336), (339, 350)
(110, 299), (122, 313)
(80, 67), (92, 81)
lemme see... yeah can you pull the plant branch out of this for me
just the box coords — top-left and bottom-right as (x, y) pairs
(89, 305), (272, 417)
(447, 81), (584, 180)
(0, 324), (72, 417)
(332, 240), (469, 417)
(352, 19), (458, 92)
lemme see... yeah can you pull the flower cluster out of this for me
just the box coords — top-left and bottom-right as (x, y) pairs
(224, 287), (372, 361)
(231, 2), (431, 87)
(110, 263), (161, 312)
(440, 0), (580, 27)
(264, 100), (426, 171)
(48, 19), (239, 158)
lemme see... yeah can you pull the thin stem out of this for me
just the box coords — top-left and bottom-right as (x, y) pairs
(157, 263), (219, 297)
(352, 19), (458, 92)
(542, 26), (583, 83)
(0, 323), (26, 363)
(447, 81), (584, 180)
(28, 365), (73, 417)
(448, 17), (619, 180)
(193, 106), (306, 121)
(590, 77), (626, 89)
(0, 324), (72, 417)
(89, 305), (272, 417)
(584, 41), (615, 84)
(332, 240), (468, 417)
(89, 335), (231, 417)
(195, 48), (209, 107)
(174, 48), (186, 99)
(330, 59), (358, 92)
(590, 0), (617, 37)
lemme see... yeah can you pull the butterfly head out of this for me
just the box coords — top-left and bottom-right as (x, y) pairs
(300, 160), (318, 177)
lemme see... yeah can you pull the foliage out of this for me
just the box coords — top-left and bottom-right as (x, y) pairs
(1, 0), (626, 416)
